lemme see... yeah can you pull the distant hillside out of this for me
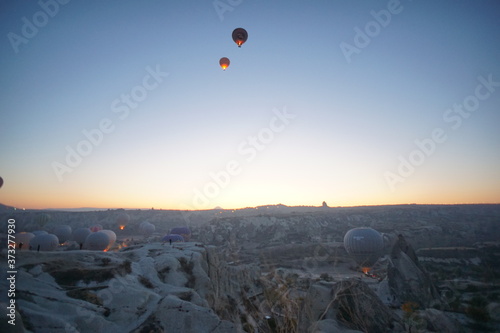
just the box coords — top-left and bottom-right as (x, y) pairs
(0, 202), (16, 213)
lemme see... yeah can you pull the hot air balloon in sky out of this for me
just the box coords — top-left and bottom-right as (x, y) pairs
(343, 227), (384, 273)
(232, 28), (248, 47)
(219, 57), (230, 70)
(0, 176), (3, 188)
(116, 212), (130, 230)
(35, 213), (51, 228)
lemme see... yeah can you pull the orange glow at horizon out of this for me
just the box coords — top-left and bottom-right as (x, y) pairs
(2, 173), (500, 211)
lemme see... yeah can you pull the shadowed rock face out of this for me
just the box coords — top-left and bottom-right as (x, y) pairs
(9, 243), (238, 332)
(332, 279), (400, 333)
(387, 234), (441, 308)
(302, 279), (401, 333)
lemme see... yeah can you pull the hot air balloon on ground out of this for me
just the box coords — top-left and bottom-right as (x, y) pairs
(30, 234), (59, 251)
(170, 227), (192, 241)
(343, 227), (384, 273)
(219, 57), (230, 70)
(72, 228), (91, 246)
(16, 232), (35, 250)
(232, 28), (248, 47)
(139, 221), (155, 236)
(162, 234), (185, 243)
(53, 225), (72, 244)
(84, 231), (110, 251)
(99, 230), (116, 249)
(90, 224), (103, 232)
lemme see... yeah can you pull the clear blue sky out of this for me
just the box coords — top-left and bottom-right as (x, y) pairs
(1, 0), (499, 210)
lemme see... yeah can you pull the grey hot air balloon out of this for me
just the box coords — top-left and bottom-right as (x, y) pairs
(343, 227), (384, 272)
(72, 227), (91, 247)
(99, 230), (116, 248)
(139, 222), (155, 235)
(53, 225), (72, 244)
(84, 232), (110, 251)
(30, 234), (59, 251)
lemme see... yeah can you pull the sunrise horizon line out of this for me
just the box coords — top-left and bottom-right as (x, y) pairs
(3, 201), (499, 212)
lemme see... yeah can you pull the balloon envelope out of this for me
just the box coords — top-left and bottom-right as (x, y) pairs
(53, 225), (72, 244)
(232, 28), (248, 47)
(84, 232), (110, 251)
(343, 227), (384, 270)
(72, 227), (91, 245)
(139, 222), (155, 235)
(16, 232), (35, 250)
(90, 224), (103, 232)
(170, 227), (191, 241)
(99, 230), (116, 247)
(0, 176), (3, 188)
(219, 57), (230, 70)
(116, 213), (130, 225)
(35, 213), (51, 227)
(162, 234), (185, 243)
(30, 234), (59, 251)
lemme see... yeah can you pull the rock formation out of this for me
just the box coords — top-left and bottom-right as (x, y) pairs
(386, 234), (441, 308)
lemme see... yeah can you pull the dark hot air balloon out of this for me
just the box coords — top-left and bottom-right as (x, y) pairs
(72, 227), (91, 247)
(343, 227), (384, 273)
(170, 226), (191, 241)
(219, 57), (230, 70)
(232, 28), (248, 47)
(162, 234), (185, 243)
(53, 225), (72, 244)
